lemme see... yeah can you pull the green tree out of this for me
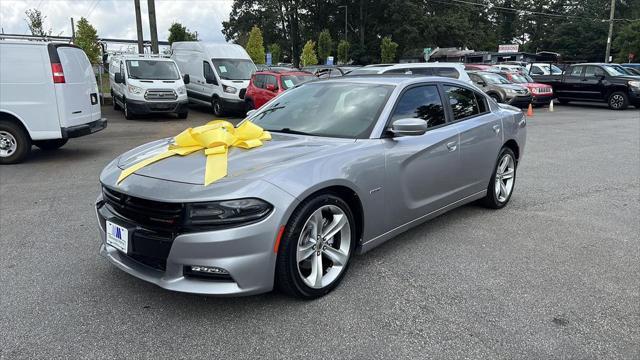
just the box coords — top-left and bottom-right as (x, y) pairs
(613, 22), (640, 63)
(300, 40), (318, 66)
(24, 8), (51, 37)
(380, 36), (398, 63)
(268, 43), (282, 64)
(75, 17), (100, 64)
(337, 40), (350, 64)
(168, 22), (198, 44)
(246, 25), (266, 64)
(317, 29), (333, 64)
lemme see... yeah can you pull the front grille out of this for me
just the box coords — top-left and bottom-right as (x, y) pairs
(535, 88), (552, 94)
(102, 186), (183, 231)
(144, 89), (177, 101)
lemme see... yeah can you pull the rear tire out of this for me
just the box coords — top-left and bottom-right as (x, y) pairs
(34, 139), (68, 150)
(111, 91), (121, 110)
(276, 194), (356, 299)
(607, 91), (629, 110)
(480, 147), (517, 209)
(0, 120), (31, 164)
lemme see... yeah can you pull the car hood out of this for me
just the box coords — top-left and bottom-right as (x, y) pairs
(116, 133), (355, 185)
(522, 82), (552, 89)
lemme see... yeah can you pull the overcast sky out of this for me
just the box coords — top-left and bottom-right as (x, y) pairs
(1, 0), (233, 50)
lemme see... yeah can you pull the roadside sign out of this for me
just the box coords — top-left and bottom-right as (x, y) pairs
(629, 53), (636, 61)
(326, 56), (334, 66)
(423, 47), (432, 62)
(266, 52), (272, 66)
(498, 44), (519, 53)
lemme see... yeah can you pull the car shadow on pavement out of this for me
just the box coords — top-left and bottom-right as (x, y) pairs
(24, 147), (108, 164)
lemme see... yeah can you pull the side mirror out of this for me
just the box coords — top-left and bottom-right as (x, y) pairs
(389, 118), (429, 137)
(246, 109), (257, 117)
(183, 74), (190, 84)
(266, 83), (277, 92)
(114, 73), (124, 84)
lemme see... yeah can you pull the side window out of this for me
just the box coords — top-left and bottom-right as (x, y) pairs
(569, 66), (583, 77)
(384, 68), (409, 74)
(266, 75), (277, 88)
(119, 61), (124, 77)
(410, 68), (433, 75)
(444, 85), (480, 120)
(254, 75), (265, 88)
(474, 92), (488, 113)
(390, 85), (446, 128)
(584, 66), (605, 78)
(433, 67), (459, 79)
(469, 73), (483, 84)
(203, 61), (214, 79)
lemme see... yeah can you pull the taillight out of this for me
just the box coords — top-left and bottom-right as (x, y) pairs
(51, 63), (65, 83)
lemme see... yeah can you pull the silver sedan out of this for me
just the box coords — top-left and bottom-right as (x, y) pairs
(96, 76), (526, 298)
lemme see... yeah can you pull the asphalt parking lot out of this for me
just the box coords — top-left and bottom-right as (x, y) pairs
(1, 102), (638, 359)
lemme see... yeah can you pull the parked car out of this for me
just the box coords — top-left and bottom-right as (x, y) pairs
(171, 42), (256, 116)
(526, 63), (563, 75)
(492, 64), (527, 74)
(244, 69), (315, 109)
(532, 63), (640, 110)
(0, 41), (106, 164)
(467, 71), (532, 107)
(302, 66), (346, 78)
(493, 70), (553, 106)
(109, 54), (189, 119)
(464, 64), (493, 71)
(347, 63), (473, 84)
(622, 66), (640, 76)
(96, 75), (526, 298)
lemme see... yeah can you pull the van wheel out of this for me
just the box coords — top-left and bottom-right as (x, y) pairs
(177, 111), (188, 119)
(0, 120), (31, 164)
(608, 91), (629, 110)
(123, 99), (135, 120)
(212, 98), (224, 117)
(111, 91), (121, 110)
(34, 139), (68, 150)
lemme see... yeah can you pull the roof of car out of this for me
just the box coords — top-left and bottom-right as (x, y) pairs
(255, 69), (312, 75)
(315, 74), (470, 87)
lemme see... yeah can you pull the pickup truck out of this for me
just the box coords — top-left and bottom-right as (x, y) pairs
(532, 63), (640, 110)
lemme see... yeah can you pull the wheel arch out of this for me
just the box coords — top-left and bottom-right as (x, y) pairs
(0, 111), (32, 140)
(604, 86), (629, 100)
(503, 139), (520, 161)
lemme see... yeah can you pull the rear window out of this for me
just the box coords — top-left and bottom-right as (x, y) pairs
(433, 67), (460, 79)
(444, 85), (482, 120)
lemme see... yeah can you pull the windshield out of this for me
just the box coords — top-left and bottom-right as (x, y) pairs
(281, 75), (316, 89)
(604, 65), (631, 76)
(510, 73), (533, 83)
(250, 82), (394, 138)
(482, 73), (511, 84)
(126, 60), (180, 80)
(212, 59), (256, 80)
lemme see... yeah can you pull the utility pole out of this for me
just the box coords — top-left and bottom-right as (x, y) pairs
(339, 5), (347, 43)
(70, 18), (75, 43)
(134, 0), (144, 54)
(147, 0), (159, 54)
(605, 0), (616, 63)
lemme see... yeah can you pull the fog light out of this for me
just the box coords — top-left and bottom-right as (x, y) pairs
(190, 265), (228, 274)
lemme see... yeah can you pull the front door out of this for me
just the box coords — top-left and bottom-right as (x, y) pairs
(582, 65), (606, 100)
(384, 84), (462, 229)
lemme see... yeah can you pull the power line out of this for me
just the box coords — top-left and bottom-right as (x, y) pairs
(85, 0), (100, 19)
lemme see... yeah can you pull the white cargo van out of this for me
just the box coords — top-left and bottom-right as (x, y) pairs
(0, 41), (106, 164)
(171, 42), (256, 116)
(109, 54), (189, 119)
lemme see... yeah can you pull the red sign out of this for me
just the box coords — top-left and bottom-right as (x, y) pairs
(630, 53), (636, 61)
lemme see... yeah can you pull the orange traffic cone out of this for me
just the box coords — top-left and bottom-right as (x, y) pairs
(526, 103), (534, 117)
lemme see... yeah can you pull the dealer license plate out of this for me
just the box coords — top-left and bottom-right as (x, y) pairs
(106, 221), (129, 253)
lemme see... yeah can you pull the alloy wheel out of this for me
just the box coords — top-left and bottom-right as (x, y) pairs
(494, 153), (515, 203)
(0, 130), (17, 158)
(610, 94), (624, 109)
(296, 205), (352, 289)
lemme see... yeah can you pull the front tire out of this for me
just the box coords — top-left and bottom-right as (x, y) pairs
(276, 194), (356, 299)
(212, 97), (224, 117)
(480, 147), (517, 209)
(34, 139), (68, 150)
(123, 99), (135, 120)
(489, 93), (502, 103)
(608, 91), (629, 110)
(0, 120), (31, 164)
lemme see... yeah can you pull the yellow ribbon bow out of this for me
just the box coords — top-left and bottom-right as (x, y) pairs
(117, 120), (271, 186)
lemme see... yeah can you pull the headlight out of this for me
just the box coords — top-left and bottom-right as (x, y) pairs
(223, 85), (237, 94)
(177, 85), (186, 94)
(505, 88), (517, 95)
(127, 84), (143, 95)
(184, 198), (272, 227)
(629, 80), (640, 88)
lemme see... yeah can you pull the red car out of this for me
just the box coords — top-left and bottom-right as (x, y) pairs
(496, 71), (554, 106)
(244, 70), (316, 110)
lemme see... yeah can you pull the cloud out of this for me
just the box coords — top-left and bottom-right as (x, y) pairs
(0, 0), (233, 50)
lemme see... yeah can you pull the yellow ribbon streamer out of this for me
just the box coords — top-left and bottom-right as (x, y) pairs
(117, 120), (271, 186)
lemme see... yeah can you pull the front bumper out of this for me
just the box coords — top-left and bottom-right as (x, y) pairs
(126, 99), (189, 114)
(507, 94), (533, 107)
(629, 88), (640, 105)
(531, 94), (553, 105)
(94, 179), (296, 296)
(219, 97), (247, 113)
(61, 118), (107, 139)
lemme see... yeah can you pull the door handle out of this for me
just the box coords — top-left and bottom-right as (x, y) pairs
(492, 124), (501, 135)
(446, 141), (457, 152)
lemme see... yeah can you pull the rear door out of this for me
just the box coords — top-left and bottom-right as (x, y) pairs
(55, 46), (100, 127)
(560, 65), (585, 98)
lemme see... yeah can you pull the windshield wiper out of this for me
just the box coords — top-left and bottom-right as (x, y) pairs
(266, 128), (315, 136)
